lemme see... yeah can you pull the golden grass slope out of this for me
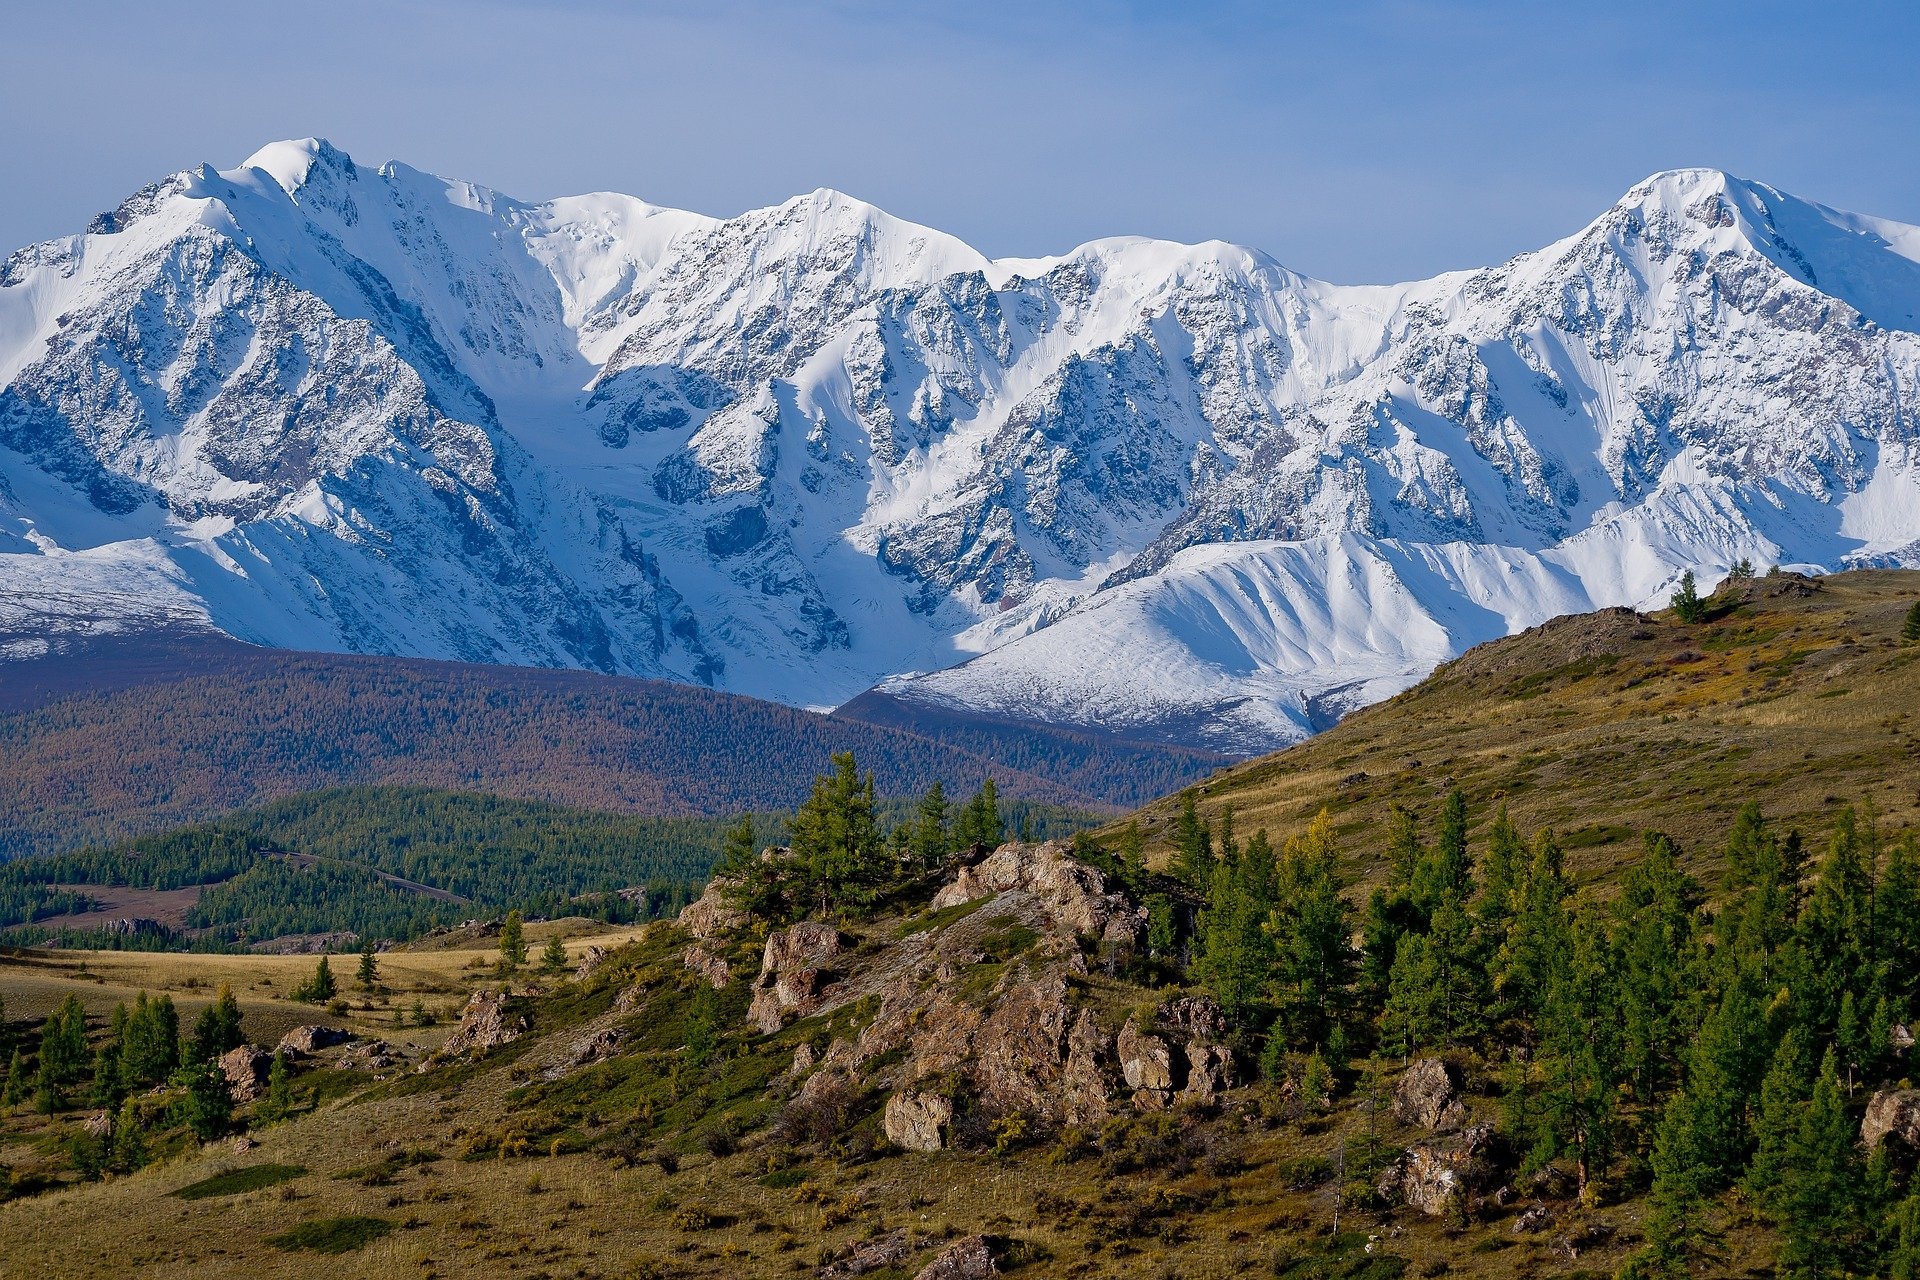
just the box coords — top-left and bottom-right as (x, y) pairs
(1126, 569), (1920, 890)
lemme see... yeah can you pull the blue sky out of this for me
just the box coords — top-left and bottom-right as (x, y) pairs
(4, 1), (1917, 282)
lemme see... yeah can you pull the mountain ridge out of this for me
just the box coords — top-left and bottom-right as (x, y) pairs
(3, 142), (1917, 751)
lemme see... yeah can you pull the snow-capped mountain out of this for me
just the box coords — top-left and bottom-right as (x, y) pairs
(3, 141), (1917, 753)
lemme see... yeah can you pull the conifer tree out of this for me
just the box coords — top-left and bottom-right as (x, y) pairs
(1745, 1025), (1815, 1218)
(111, 1098), (147, 1172)
(1670, 569), (1707, 623)
(541, 934), (569, 973)
(1903, 600), (1920, 645)
(1197, 827), (1274, 1023)
(118, 992), (180, 1089)
(1118, 820), (1146, 883)
(1493, 832), (1570, 1027)
(35, 994), (90, 1107)
(357, 939), (379, 990)
(174, 1059), (231, 1142)
(256, 1050), (294, 1125)
(3, 1048), (27, 1107)
(790, 752), (889, 917)
(1610, 834), (1700, 1107)
(1778, 1050), (1866, 1277)
(1172, 790), (1214, 890)
(190, 984), (244, 1063)
(910, 781), (950, 868)
(717, 813), (796, 924)
(1265, 813), (1352, 1050)
(499, 913), (527, 968)
(1473, 804), (1525, 951)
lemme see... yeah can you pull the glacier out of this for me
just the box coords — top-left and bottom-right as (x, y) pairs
(1, 140), (1916, 752)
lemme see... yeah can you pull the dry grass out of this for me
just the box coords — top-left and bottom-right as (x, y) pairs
(1123, 568), (1920, 891)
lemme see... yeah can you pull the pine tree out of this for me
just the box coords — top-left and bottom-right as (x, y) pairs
(716, 813), (795, 924)
(541, 934), (569, 973)
(3, 1048), (29, 1108)
(1197, 828), (1274, 1023)
(173, 1059), (231, 1142)
(111, 1098), (148, 1172)
(1493, 833), (1570, 1027)
(1611, 833), (1699, 1107)
(190, 984), (244, 1063)
(1670, 570), (1707, 623)
(1745, 1025), (1815, 1218)
(1532, 908), (1621, 1199)
(118, 991), (180, 1089)
(256, 1050), (293, 1124)
(1410, 788), (1471, 916)
(35, 994), (90, 1107)
(1656, 975), (1769, 1188)
(910, 781), (950, 869)
(1903, 601), (1920, 645)
(1265, 813), (1352, 1050)
(1778, 1050), (1865, 1277)
(789, 752), (890, 917)
(1473, 804), (1525, 951)
(1118, 820), (1146, 884)
(1172, 790), (1214, 890)
(499, 913), (527, 969)
(357, 939), (379, 990)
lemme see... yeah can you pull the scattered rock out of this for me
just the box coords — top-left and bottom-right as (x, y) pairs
(572, 945), (608, 980)
(226, 1134), (259, 1154)
(613, 985), (645, 1013)
(1513, 1201), (1554, 1234)
(220, 1045), (274, 1100)
(423, 989), (528, 1067)
(884, 1091), (953, 1152)
(277, 1025), (352, 1057)
(1894, 1024), (1915, 1054)
(747, 922), (845, 1033)
(1395, 1057), (1467, 1131)
(339, 1040), (400, 1072)
(1864, 1088), (1920, 1149)
(683, 944), (731, 989)
(542, 1026), (623, 1080)
(1378, 1122), (1495, 1216)
(821, 1228), (920, 1278)
(81, 1111), (112, 1139)
(914, 1234), (998, 1280)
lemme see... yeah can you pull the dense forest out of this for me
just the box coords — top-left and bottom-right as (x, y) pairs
(0, 634), (1221, 856)
(0, 781), (1095, 949)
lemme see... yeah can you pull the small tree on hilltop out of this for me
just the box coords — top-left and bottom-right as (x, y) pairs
(541, 934), (569, 974)
(1670, 570), (1707, 624)
(1903, 601), (1920, 645)
(293, 956), (337, 1004)
(499, 911), (527, 969)
(357, 939), (379, 990)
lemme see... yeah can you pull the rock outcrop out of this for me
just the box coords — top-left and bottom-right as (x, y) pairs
(676, 879), (746, 942)
(571, 946), (608, 980)
(1395, 1057), (1467, 1131)
(1864, 1089), (1920, 1149)
(932, 842), (1140, 945)
(1118, 1015), (1176, 1109)
(277, 1025), (351, 1057)
(747, 922), (845, 1033)
(914, 1235), (998, 1280)
(683, 944), (731, 989)
(821, 1229), (921, 1278)
(1379, 1123), (1496, 1216)
(220, 1046), (274, 1101)
(884, 1091), (953, 1152)
(423, 989), (528, 1067)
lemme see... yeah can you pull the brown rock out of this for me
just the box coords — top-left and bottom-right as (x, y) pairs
(930, 840), (1132, 938)
(82, 1111), (113, 1139)
(571, 945), (608, 980)
(1061, 1008), (1112, 1126)
(1182, 1041), (1234, 1103)
(613, 984), (644, 1013)
(789, 1042), (816, 1076)
(683, 944), (731, 989)
(747, 922), (846, 1033)
(220, 1045), (274, 1101)
(821, 1229), (921, 1278)
(884, 1091), (953, 1152)
(1863, 1088), (1920, 1149)
(1118, 1015), (1174, 1094)
(914, 1234), (998, 1280)
(1378, 1123), (1495, 1216)
(277, 1024), (352, 1056)
(423, 989), (528, 1067)
(676, 878), (747, 941)
(542, 1025), (622, 1079)
(1395, 1057), (1467, 1131)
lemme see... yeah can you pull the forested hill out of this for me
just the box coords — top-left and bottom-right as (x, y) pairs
(1129, 568), (1920, 886)
(0, 633), (1222, 857)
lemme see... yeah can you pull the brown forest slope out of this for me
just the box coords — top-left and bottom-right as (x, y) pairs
(1128, 568), (1920, 889)
(0, 634), (1225, 857)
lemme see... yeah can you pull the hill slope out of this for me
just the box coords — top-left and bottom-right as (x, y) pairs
(0, 634), (1221, 857)
(1129, 567), (1920, 885)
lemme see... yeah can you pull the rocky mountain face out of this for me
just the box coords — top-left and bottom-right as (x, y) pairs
(3, 141), (1917, 751)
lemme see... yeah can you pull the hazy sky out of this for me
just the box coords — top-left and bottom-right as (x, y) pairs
(5, 1), (1917, 283)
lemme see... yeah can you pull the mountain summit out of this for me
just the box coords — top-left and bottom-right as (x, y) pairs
(2, 143), (1917, 751)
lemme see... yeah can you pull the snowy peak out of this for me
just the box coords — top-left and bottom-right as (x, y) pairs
(2, 143), (1918, 752)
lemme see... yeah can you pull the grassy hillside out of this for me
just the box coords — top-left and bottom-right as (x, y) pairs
(1127, 568), (1920, 888)
(0, 633), (1222, 857)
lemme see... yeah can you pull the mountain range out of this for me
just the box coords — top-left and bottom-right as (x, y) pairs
(3, 139), (1917, 752)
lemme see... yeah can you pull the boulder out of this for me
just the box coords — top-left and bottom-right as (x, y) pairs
(884, 1091), (953, 1152)
(1395, 1057), (1467, 1131)
(555, 1026), (623, 1076)
(422, 989), (528, 1067)
(1378, 1123), (1495, 1216)
(278, 1024), (352, 1056)
(1182, 1041), (1234, 1104)
(1863, 1088), (1920, 1149)
(220, 1045), (274, 1101)
(81, 1111), (113, 1139)
(1061, 1008), (1112, 1126)
(339, 1040), (400, 1072)
(789, 1042), (816, 1076)
(746, 922), (845, 1033)
(676, 878), (747, 941)
(914, 1235), (998, 1280)
(1118, 1014), (1174, 1108)
(930, 841), (1132, 938)
(683, 944), (731, 989)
